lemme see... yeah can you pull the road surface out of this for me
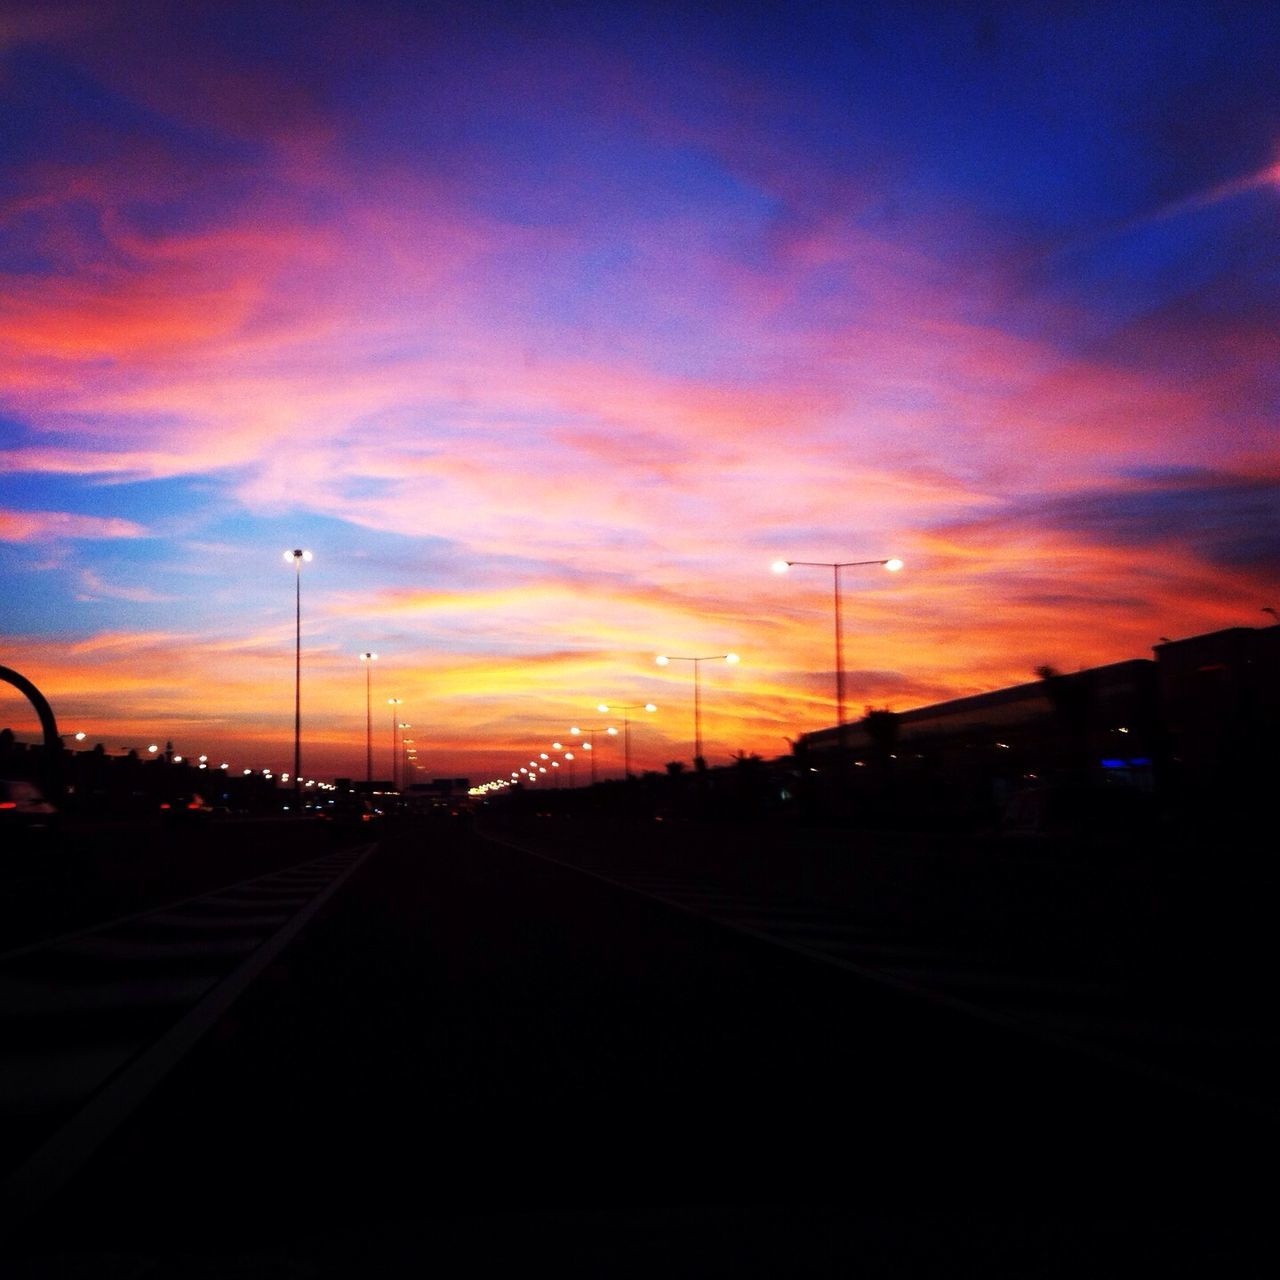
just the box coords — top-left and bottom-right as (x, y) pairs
(2, 816), (1274, 1275)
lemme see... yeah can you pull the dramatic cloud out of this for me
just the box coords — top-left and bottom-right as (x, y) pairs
(1, 1), (1276, 779)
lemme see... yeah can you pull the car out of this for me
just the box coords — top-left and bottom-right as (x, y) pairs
(320, 795), (382, 836)
(160, 793), (214, 825)
(0, 778), (59, 836)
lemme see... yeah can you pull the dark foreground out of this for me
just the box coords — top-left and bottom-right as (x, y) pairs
(4, 817), (1276, 1275)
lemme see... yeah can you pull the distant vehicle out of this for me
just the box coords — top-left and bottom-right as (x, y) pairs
(0, 779), (59, 836)
(428, 798), (471, 819)
(320, 795), (382, 833)
(160, 793), (214, 825)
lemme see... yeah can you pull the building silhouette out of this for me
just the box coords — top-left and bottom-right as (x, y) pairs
(795, 622), (1279, 832)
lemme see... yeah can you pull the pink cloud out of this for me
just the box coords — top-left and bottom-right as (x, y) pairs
(0, 12), (1275, 780)
(0, 509), (145, 541)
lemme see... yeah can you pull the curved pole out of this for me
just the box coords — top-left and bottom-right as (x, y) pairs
(0, 664), (62, 793)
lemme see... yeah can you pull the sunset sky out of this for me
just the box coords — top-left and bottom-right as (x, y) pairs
(2, 1), (1277, 784)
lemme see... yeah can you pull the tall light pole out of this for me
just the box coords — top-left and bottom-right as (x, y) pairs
(387, 698), (402, 788)
(359, 652), (378, 784)
(568, 724), (618, 786)
(772, 557), (903, 754)
(550, 742), (576, 788)
(398, 724), (411, 787)
(283, 549), (312, 804)
(596, 702), (656, 778)
(654, 653), (739, 769)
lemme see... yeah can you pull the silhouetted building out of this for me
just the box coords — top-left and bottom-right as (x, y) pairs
(1154, 624), (1280, 822)
(796, 621), (1277, 829)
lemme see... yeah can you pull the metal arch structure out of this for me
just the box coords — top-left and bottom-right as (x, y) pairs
(0, 664), (63, 792)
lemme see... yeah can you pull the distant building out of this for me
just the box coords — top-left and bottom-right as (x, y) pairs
(796, 622), (1278, 827)
(1154, 624), (1280, 814)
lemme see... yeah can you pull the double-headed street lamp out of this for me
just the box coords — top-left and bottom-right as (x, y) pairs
(568, 724), (618, 786)
(654, 653), (739, 769)
(596, 702), (656, 778)
(359, 652), (378, 783)
(283, 549), (313, 802)
(550, 742), (576, 787)
(772, 557), (903, 754)
(387, 699), (403, 788)
(398, 723), (411, 786)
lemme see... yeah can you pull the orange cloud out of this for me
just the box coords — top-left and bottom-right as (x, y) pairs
(1, 13), (1275, 782)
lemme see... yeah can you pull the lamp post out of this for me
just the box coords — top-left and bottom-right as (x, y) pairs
(283, 549), (312, 804)
(596, 702), (657, 778)
(551, 742), (577, 788)
(387, 699), (402, 788)
(398, 723), (411, 788)
(772, 557), (903, 754)
(567, 725), (618, 785)
(359, 652), (378, 784)
(654, 653), (739, 769)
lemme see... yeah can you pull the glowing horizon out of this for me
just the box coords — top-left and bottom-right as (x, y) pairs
(2, 3), (1277, 782)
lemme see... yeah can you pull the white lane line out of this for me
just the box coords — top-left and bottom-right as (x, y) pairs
(0, 841), (378, 1235)
(478, 827), (1280, 1127)
(0, 849), (363, 964)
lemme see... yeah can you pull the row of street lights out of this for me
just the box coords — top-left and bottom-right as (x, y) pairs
(286, 552), (417, 791)
(289, 547), (903, 790)
(63, 730), (333, 794)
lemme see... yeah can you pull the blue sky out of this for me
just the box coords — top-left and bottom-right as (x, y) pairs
(1, 0), (1276, 780)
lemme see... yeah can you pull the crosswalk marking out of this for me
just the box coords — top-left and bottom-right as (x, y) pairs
(0, 842), (376, 1232)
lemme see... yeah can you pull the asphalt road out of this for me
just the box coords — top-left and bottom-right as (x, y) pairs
(4, 817), (1275, 1275)
(0, 814), (339, 952)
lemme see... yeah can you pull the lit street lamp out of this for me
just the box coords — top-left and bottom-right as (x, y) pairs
(596, 702), (657, 778)
(654, 653), (739, 769)
(284, 548), (312, 801)
(548, 741), (574, 788)
(568, 724), (618, 786)
(772, 557), (903, 753)
(359, 652), (378, 783)
(387, 698), (402, 788)
(398, 723), (411, 788)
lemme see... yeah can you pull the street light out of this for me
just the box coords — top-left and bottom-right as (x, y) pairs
(596, 702), (657, 778)
(772, 557), (903, 754)
(387, 698), (402, 788)
(284, 548), (312, 801)
(568, 724), (618, 786)
(653, 654), (739, 769)
(398, 723), (411, 787)
(359, 652), (378, 783)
